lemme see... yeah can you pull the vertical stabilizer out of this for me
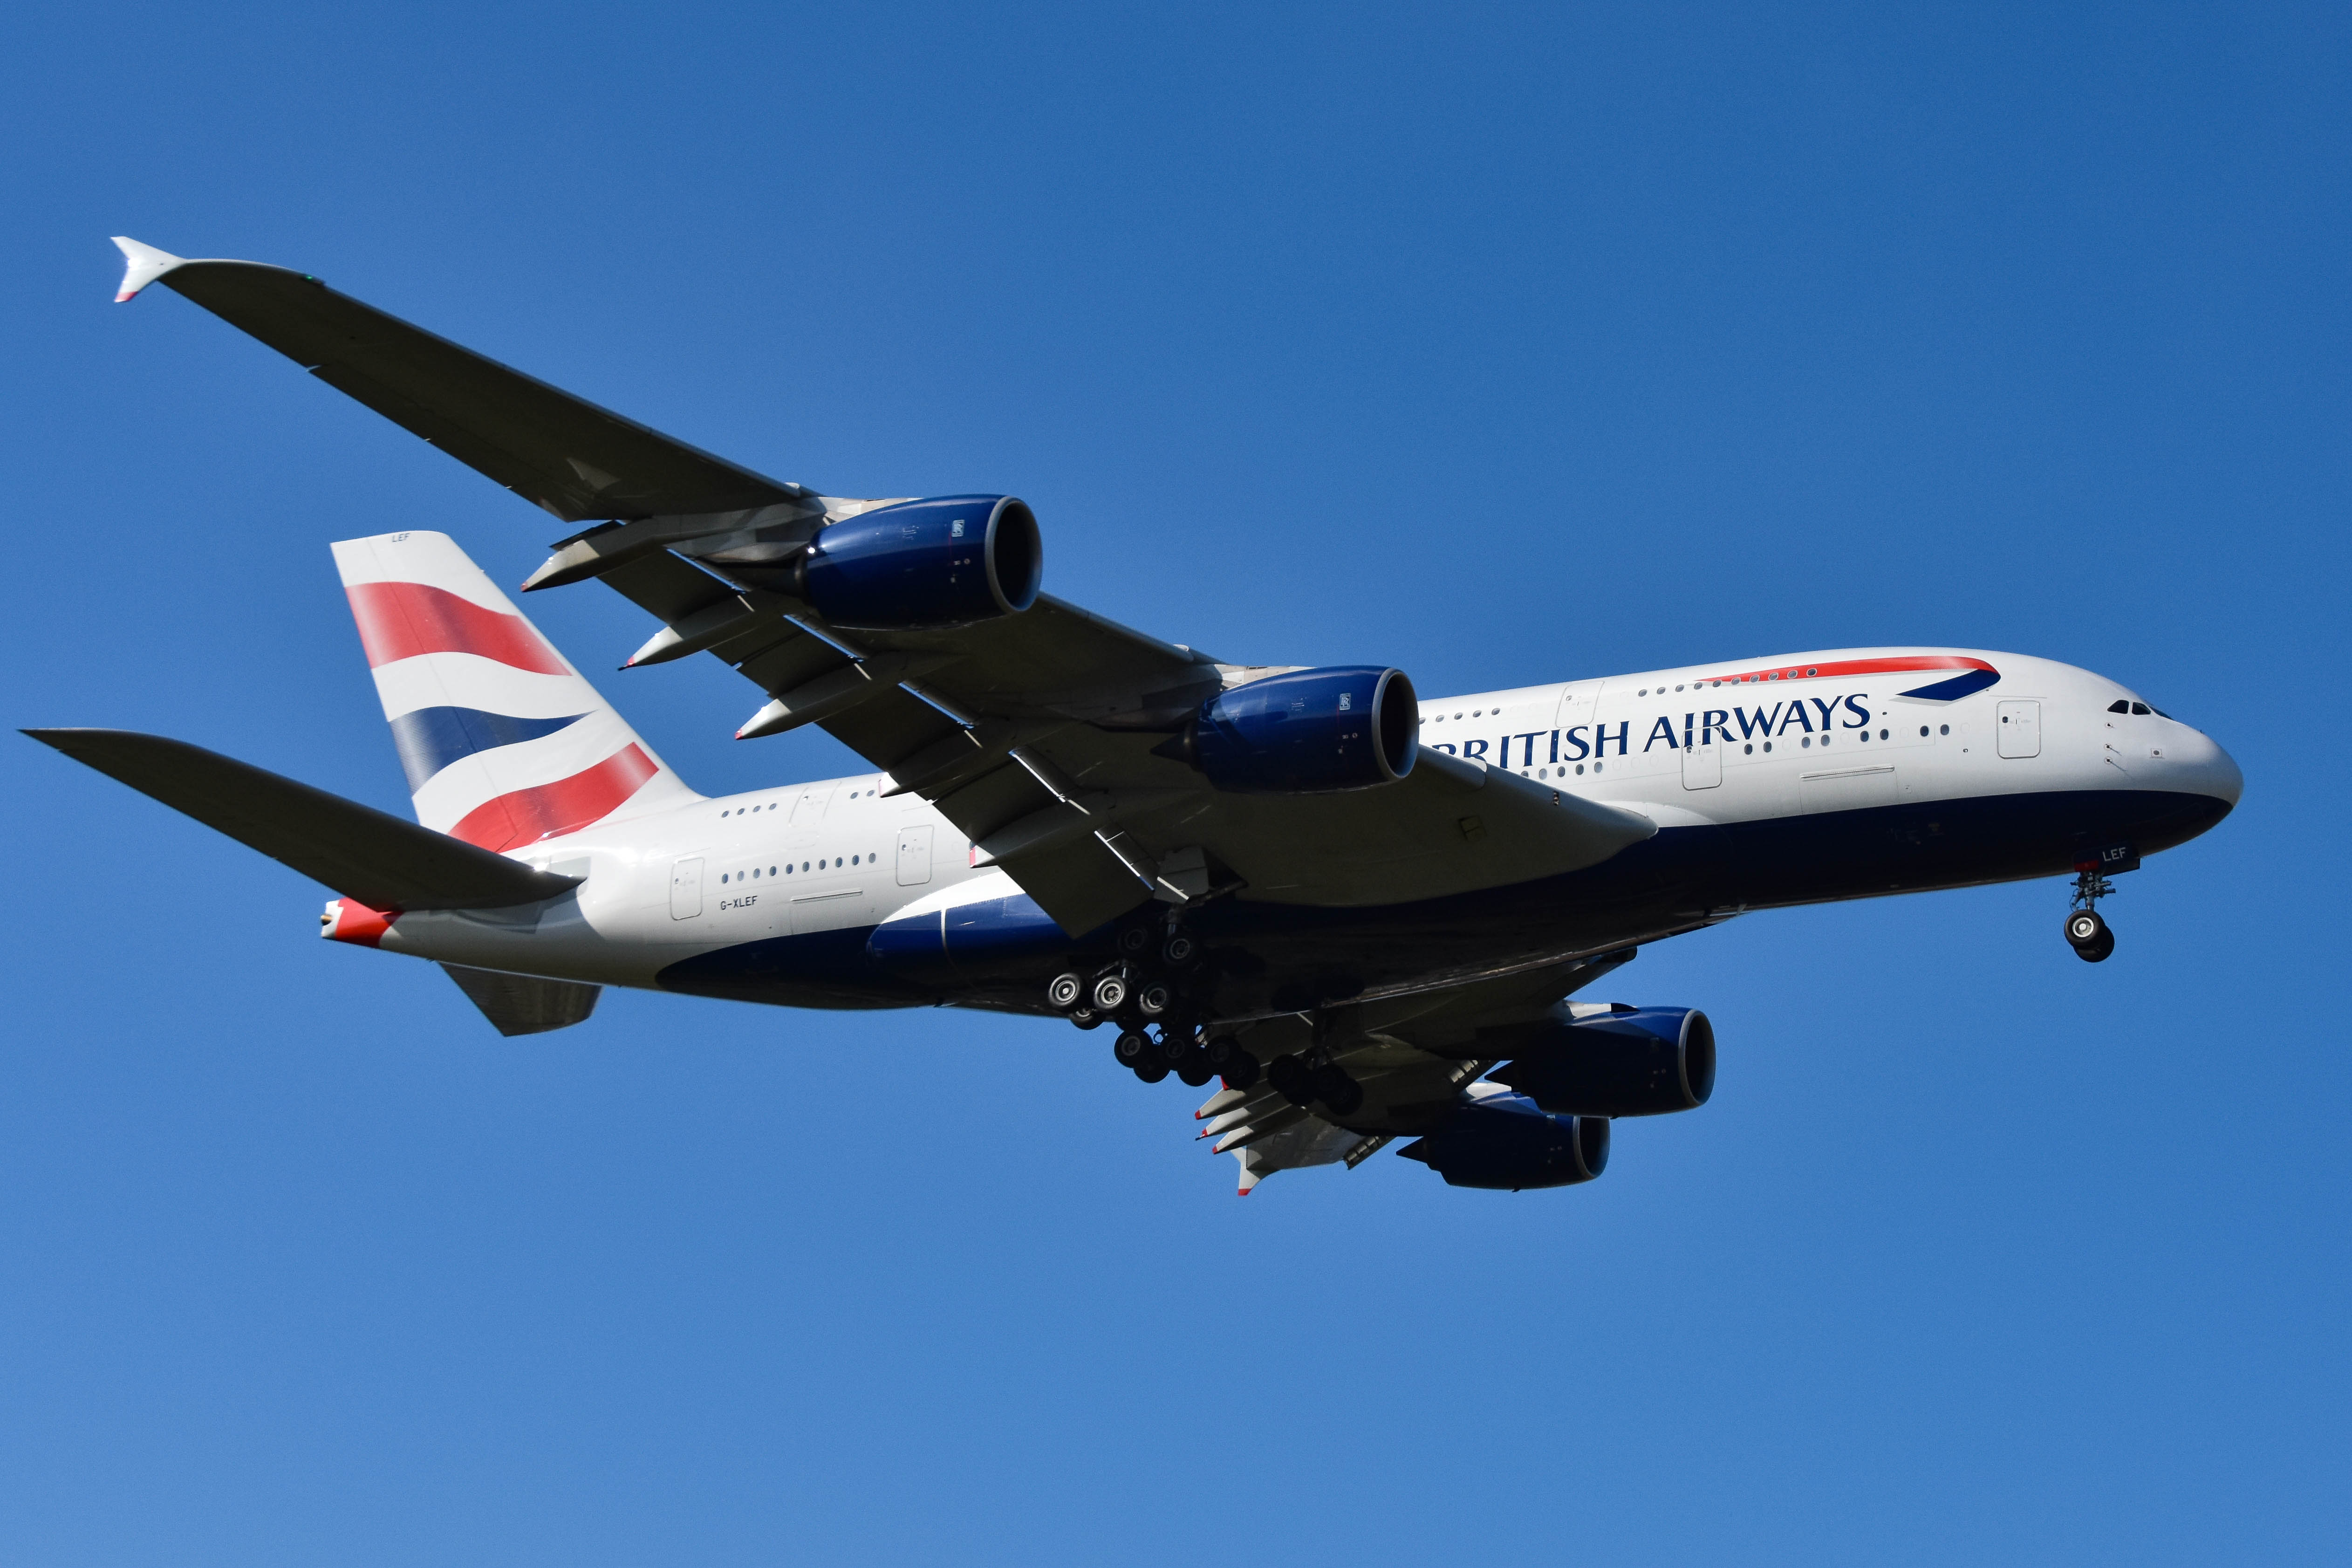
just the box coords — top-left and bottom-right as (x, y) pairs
(332, 531), (698, 849)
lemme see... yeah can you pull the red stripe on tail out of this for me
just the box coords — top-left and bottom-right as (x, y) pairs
(347, 582), (571, 675)
(447, 744), (661, 852)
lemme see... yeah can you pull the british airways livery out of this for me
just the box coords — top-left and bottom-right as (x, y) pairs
(32, 238), (2242, 1195)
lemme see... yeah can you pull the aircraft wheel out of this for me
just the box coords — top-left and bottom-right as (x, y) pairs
(1068, 1006), (1102, 1030)
(2065, 910), (2107, 948)
(1092, 974), (1128, 1012)
(1266, 1054), (1313, 1107)
(1113, 1030), (1154, 1069)
(1176, 1051), (1215, 1088)
(1136, 981), (1173, 1017)
(1217, 1054), (1261, 1092)
(1117, 925), (1153, 958)
(1161, 932), (1198, 968)
(1312, 1064), (1364, 1117)
(1134, 1061), (1169, 1084)
(2075, 928), (2115, 963)
(1046, 972), (1085, 1010)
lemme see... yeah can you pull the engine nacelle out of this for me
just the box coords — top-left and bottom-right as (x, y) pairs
(794, 495), (1042, 628)
(1396, 1095), (1609, 1190)
(1169, 665), (1418, 793)
(1487, 1006), (1716, 1117)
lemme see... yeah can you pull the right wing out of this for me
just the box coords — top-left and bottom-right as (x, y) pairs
(1191, 947), (1641, 1193)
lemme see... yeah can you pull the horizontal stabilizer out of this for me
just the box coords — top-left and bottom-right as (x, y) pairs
(440, 964), (600, 1035)
(23, 729), (578, 911)
(107, 237), (807, 522)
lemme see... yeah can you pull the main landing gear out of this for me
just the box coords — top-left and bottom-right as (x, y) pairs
(2065, 867), (2117, 964)
(1045, 916), (1261, 1091)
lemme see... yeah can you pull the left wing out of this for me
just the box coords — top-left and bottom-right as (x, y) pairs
(111, 237), (817, 524)
(117, 240), (1655, 936)
(580, 543), (1655, 934)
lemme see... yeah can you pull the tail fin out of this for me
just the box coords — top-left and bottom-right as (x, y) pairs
(331, 531), (698, 849)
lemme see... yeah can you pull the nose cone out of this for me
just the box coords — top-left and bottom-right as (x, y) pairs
(2170, 724), (2244, 811)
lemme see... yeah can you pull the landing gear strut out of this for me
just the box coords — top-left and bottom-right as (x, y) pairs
(1051, 915), (1260, 1089)
(2065, 868), (2116, 963)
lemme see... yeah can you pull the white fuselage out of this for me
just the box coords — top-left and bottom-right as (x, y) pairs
(361, 647), (2242, 990)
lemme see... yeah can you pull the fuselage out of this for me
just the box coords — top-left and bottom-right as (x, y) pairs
(357, 647), (2241, 1019)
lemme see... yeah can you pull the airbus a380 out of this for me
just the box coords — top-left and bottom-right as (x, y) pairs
(31, 237), (2243, 1195)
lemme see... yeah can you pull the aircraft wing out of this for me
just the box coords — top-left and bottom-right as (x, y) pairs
(588, 542), (1656, 936)
(110, 237), (812, 523)
(116, 239), (1655, 936)
(1190, 947), (1640, 1192)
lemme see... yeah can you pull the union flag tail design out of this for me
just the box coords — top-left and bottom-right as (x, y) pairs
(331, 531), (698, 850)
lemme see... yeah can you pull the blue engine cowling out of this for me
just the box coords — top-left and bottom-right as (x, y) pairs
(1485, 1006), (1716, 1117)
(1170, 665), (1418, 793)
(793, 494), (1043, 628)
(1395, 1094), (1610, 1190)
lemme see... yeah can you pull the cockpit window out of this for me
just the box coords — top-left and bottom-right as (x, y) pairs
(2108, 700), (2130, 713)
(2131, 702), (2152, 715)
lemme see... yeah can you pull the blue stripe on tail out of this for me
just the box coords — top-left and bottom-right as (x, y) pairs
(388, 706), (587, 793)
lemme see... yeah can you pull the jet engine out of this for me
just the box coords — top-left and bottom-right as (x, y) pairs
(1486, 1006), (1716, 1117)
(1165, 665), (1419, 793)
(788, 494), (1043, 628)
(1395, 1095), (1610, 1190)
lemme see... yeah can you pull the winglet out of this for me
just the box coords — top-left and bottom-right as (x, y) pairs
(110, 236), (186, 302)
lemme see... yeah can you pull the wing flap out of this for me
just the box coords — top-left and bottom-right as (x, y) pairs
(25, 729), (577, 911)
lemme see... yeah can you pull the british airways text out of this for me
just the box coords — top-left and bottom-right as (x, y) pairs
(1429, 694), (1876, 764)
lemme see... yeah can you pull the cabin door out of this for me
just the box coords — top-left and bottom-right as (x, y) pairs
(669, 857), (704, 920)
(1682, 726), (1722, 789)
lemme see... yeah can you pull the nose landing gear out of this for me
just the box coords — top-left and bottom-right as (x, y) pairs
(2065, 866), (2117, 963)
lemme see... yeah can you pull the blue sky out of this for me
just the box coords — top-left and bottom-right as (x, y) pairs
(1, 3), (2345, 1563)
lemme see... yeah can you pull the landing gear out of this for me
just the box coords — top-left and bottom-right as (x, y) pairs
(1205, 1035), (1258, 1090)
(1066, 915), (1265, 1087)
(2065, 908), (2114, 963)
(1265, 1052), (1362, 1116)
(2066, 866), (2118, 963)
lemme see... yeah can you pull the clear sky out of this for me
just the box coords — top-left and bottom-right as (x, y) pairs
(1, 3), (2345, 1563)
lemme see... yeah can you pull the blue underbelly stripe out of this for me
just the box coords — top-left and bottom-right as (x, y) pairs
(387, 706), (588, 793)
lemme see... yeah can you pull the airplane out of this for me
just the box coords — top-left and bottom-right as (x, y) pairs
(27, 236), (2244, 1195)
